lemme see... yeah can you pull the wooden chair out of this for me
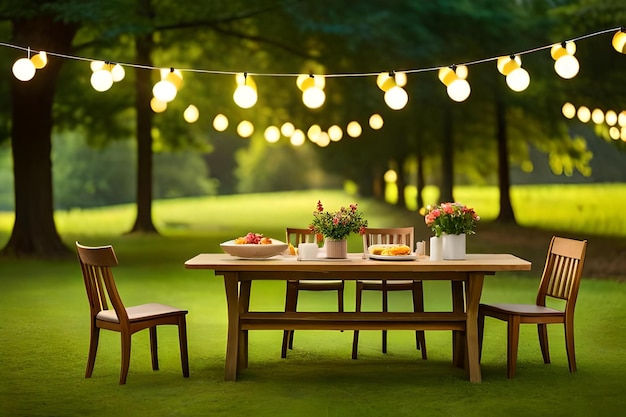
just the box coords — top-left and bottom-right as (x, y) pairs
(76, 242), (190, 384)
(282, 228), (344, 358)
(478, 236), (587, 378)
(352, 227), (427, 360)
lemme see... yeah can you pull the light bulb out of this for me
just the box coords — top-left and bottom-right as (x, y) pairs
(619, 111), (626, 127)
(384, 86), (408, 110)
(164, 69), (183, 90)
(369, 114), (384, 130)
(438, 67), (456, 86)
(612, 31), (626, 54)
(605, 110), (618, 126)
(150, 97), (167, 113)
(497, 56), (521, 75)
(505, 67), (530, 92)
(12, 58), (36, 81)
(609, 126), (620, 140)
(233, 84), (257, 108)
(562, 102), (576, 119)
(577, 106), (590, 123)
(591, 108), (604, 124)
(90, 69), (113, 92)
(90, 60), (105, 72)
(554, 54), (579, 79)
(290, 129), (306, 146)
(281, 122), (295, 137)
(302, 86), (325, 109)
(213, 114), (229, 131)
(237, 120), (254, 138)
(183, 105), (199, 123)
(347, 121), (362, 138)
(328, 125), (343, 142)
(264, 126), (280, 143)
(153, 80), (177, 102)
(376, 72), (396, 91)
(316, 132), (331, 147)
(447, 78), (471, 102)
(307, 124), (322, 142)
(30, 51), (47, 69)
(111, 64), (125, 82)
(384, 169), (398, 183)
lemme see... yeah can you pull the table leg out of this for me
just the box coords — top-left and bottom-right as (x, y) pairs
(451, 280), (465, 369)
(238, 281), (252, 369)
(223, 272), (240, 381)
(465, 272), (485, 383)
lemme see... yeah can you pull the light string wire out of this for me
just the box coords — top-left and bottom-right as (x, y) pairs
(0, 26), (622, 78)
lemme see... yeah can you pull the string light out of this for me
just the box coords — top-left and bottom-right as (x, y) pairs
(183, 104), (199, 123)
(612, 28), (626, 53)
(439, 65), (471, 102)
(233, 72), (258, 109)
(328, 125), (343, 141)
(264, 125), (280, 143)
(237, 120), (254, 137)
(290, 129), (306, 146)
(369, 114), (384, 130)
(346, 121), (362, 138)
(377, 71), (408, 109)
(213, 114), (229, 131)
(300, 74), (326, 109)
(307, 124), (322, 142)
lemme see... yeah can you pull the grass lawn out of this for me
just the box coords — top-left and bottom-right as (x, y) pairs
(1, 188), (625, 417)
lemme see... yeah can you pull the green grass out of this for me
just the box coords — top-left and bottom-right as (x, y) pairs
(1, 187), (625, 417)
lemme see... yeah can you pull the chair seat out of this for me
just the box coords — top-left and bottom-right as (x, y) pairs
(298, 279), (343, 286)
(481, 303), (563, 316)
(96, 303), (188, 323)
(358, 279), (415, 286)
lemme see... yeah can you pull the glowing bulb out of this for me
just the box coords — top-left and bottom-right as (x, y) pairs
(307, 124), (322, 142)
(591, 108), (604, 124)
(163, 69), (183, 90)
(554, 54), (579, 79)
(237, 120), (254, 138)
(264, 126), (280, 143)
(497, 56), (521, 75)
(618, 111), (626, 127)
(384, 169), (397, 183)
(328, 125), (343, 142)
(90, 60), (105, 72)
(30, 51), (47, 69)
(506, 67), (530, 92)
(213, 114), (229, 131)
(609, 126), (620, 140)
(12, 58), (36, 81)
(233, 84), (257, 108)
(302, 86), (326, 109)
(347, 121), (362, 138)
(612, 31), (626, 54)
(153, 80), (177, 102)
(281, 122), (295, 137)
(183, 105), (199, 123)
(455, 65), (468, 79)
(376, 72), (396, 91)
(90, 69), (114, 92)
(394, 72), (407, 87)
(605, 110), (618, 126)
(150, 97), (167, 113)
(447, 78), (471, 102)
(438, 67), (456, 86)
(384, 86), (408, 110)
(111, 64), (125, 82)
(316, 132), (331, 147)
(562, 102), (576, 119)
(290, 129), (306, 146)
(577, 106), (591, 123)
(369, 114), (384, 130)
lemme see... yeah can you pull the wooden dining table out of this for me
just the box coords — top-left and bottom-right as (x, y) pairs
(184, 252), (531, 382)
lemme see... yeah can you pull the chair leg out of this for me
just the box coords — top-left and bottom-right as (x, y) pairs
(150, 326), (159, 371)
(120, 331), (132, 385)
(538, 323), (551, 364)
(352, 281), (363, 359)
(507, 315), (521, 379)
(564, 316), (577, 373)
(412, 282), (427, 360)
(282, 282), (298, 358)
(85, 325), (100, 378)
(338, 284), (344, 332)
(478, 309), (485, 362)
(382, 287), (388, 354)
(179, 316), (190, 377)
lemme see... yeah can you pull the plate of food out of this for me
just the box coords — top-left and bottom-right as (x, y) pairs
(367, 244), (416, 261)
(220, 232), (288, 259)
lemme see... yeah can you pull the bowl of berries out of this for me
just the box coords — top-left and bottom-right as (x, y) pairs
(220, 232), (288, 259)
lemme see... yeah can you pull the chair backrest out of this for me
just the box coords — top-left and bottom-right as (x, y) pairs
(361, 227), (415, 253)
(76, 242), (129, 324)
(536, 236), (587, 312)
(285, 228), (323, 245)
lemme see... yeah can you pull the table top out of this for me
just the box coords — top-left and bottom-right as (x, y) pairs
(184, 253), (531, 273)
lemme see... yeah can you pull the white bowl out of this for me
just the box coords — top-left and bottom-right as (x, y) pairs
(220, 239), (288, 259)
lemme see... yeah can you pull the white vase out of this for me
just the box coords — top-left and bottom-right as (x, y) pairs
(429, 236), (443, 261)
(325, 238), (348, 259)
(443, 233), (466, 260)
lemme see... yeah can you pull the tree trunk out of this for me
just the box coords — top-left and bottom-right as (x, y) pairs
(395, 158), (406, 209)
(495, 100), (516, 223)
(128, 12), (158, 234)
(1, 17), (77, 259)
(416, 149), (425, 210)
(440, 107), (454, 203)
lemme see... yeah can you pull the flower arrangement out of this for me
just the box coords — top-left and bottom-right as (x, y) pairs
(309, 200), (368, 240)
(424, 202), (480, 237)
